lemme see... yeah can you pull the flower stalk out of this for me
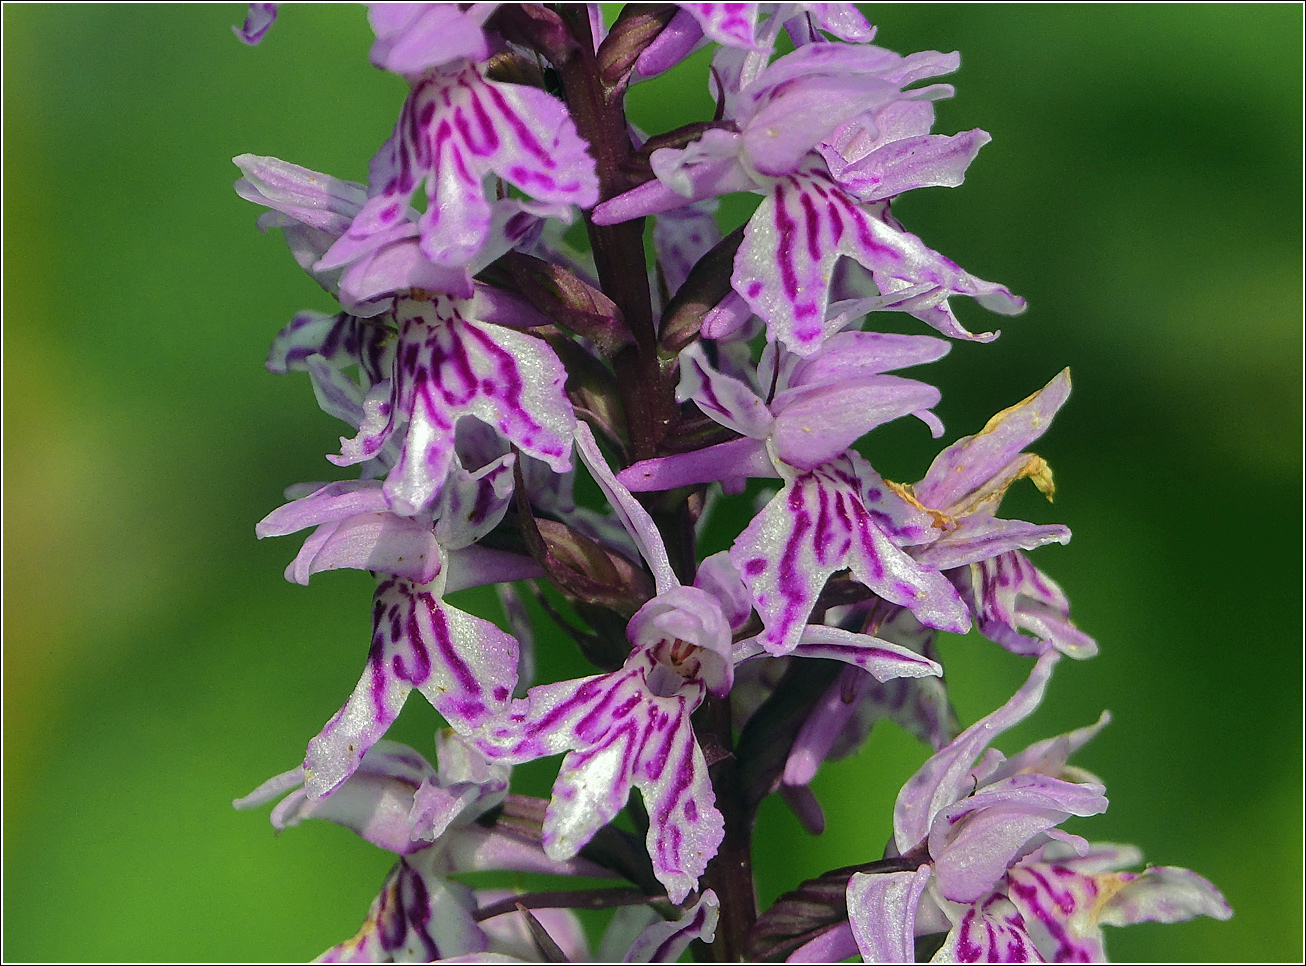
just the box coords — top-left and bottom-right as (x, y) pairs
(231, 4), (1232, 961)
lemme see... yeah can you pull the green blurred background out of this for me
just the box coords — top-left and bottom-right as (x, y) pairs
(3, 4), (1300, 961)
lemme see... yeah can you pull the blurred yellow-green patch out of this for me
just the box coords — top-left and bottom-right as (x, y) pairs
(3, 4), (1300, 961)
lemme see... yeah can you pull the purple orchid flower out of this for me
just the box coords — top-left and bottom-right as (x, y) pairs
(773, 370), (1092, 810)
(808, 653), (1118, 962)
(474, 581), (726, 907)
(475, 423), (731, 904)
(257, 456), (535, 799)
(842, 840), (1232, 964)
(479, 424), (942, 900)
(891, 655), (1106, 895)
(597, 41), (1023, 354)
(236, 155), (577, 516)
(905, 368), (1096, 660)
(235, 733), (601, 962)
(331, 291), (577, 517)
(620, 334), (969, 653)
(317, 13), (600, 276)
(1001, 841), (1232, 962)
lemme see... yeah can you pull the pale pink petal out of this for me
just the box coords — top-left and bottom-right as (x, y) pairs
(847, 866), (932, 963)
(304, 578), (518, 798)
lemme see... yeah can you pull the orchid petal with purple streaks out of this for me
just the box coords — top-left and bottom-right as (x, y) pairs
(956, 551), (1098, 660)
(932, 893), (1046, 964)
(731, 453), (967, 654)
(304, 577), (518, 798)
(266, 312), (394, 400)
(735, 161), (1024, 355)
(625, 889), (720, 962)
(321, 66), (597, 272)
(477, 643), (724, 903)
(337, 294), (574, 516)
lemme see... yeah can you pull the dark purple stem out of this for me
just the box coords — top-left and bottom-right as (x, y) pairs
(551, 3), (675, 463)
(694, 692), (757, 962)
(546, 5), (756, 959)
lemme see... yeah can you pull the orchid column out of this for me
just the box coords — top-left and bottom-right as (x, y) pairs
(233, 4), (1230, 962)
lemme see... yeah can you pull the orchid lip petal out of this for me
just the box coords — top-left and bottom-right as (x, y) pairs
(304, 578), (518, 799)
(732, 453), (968, 656)
(477, 646), (723, 902)
(323, 66), (598, 276)
(349, 294), (575, 517)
